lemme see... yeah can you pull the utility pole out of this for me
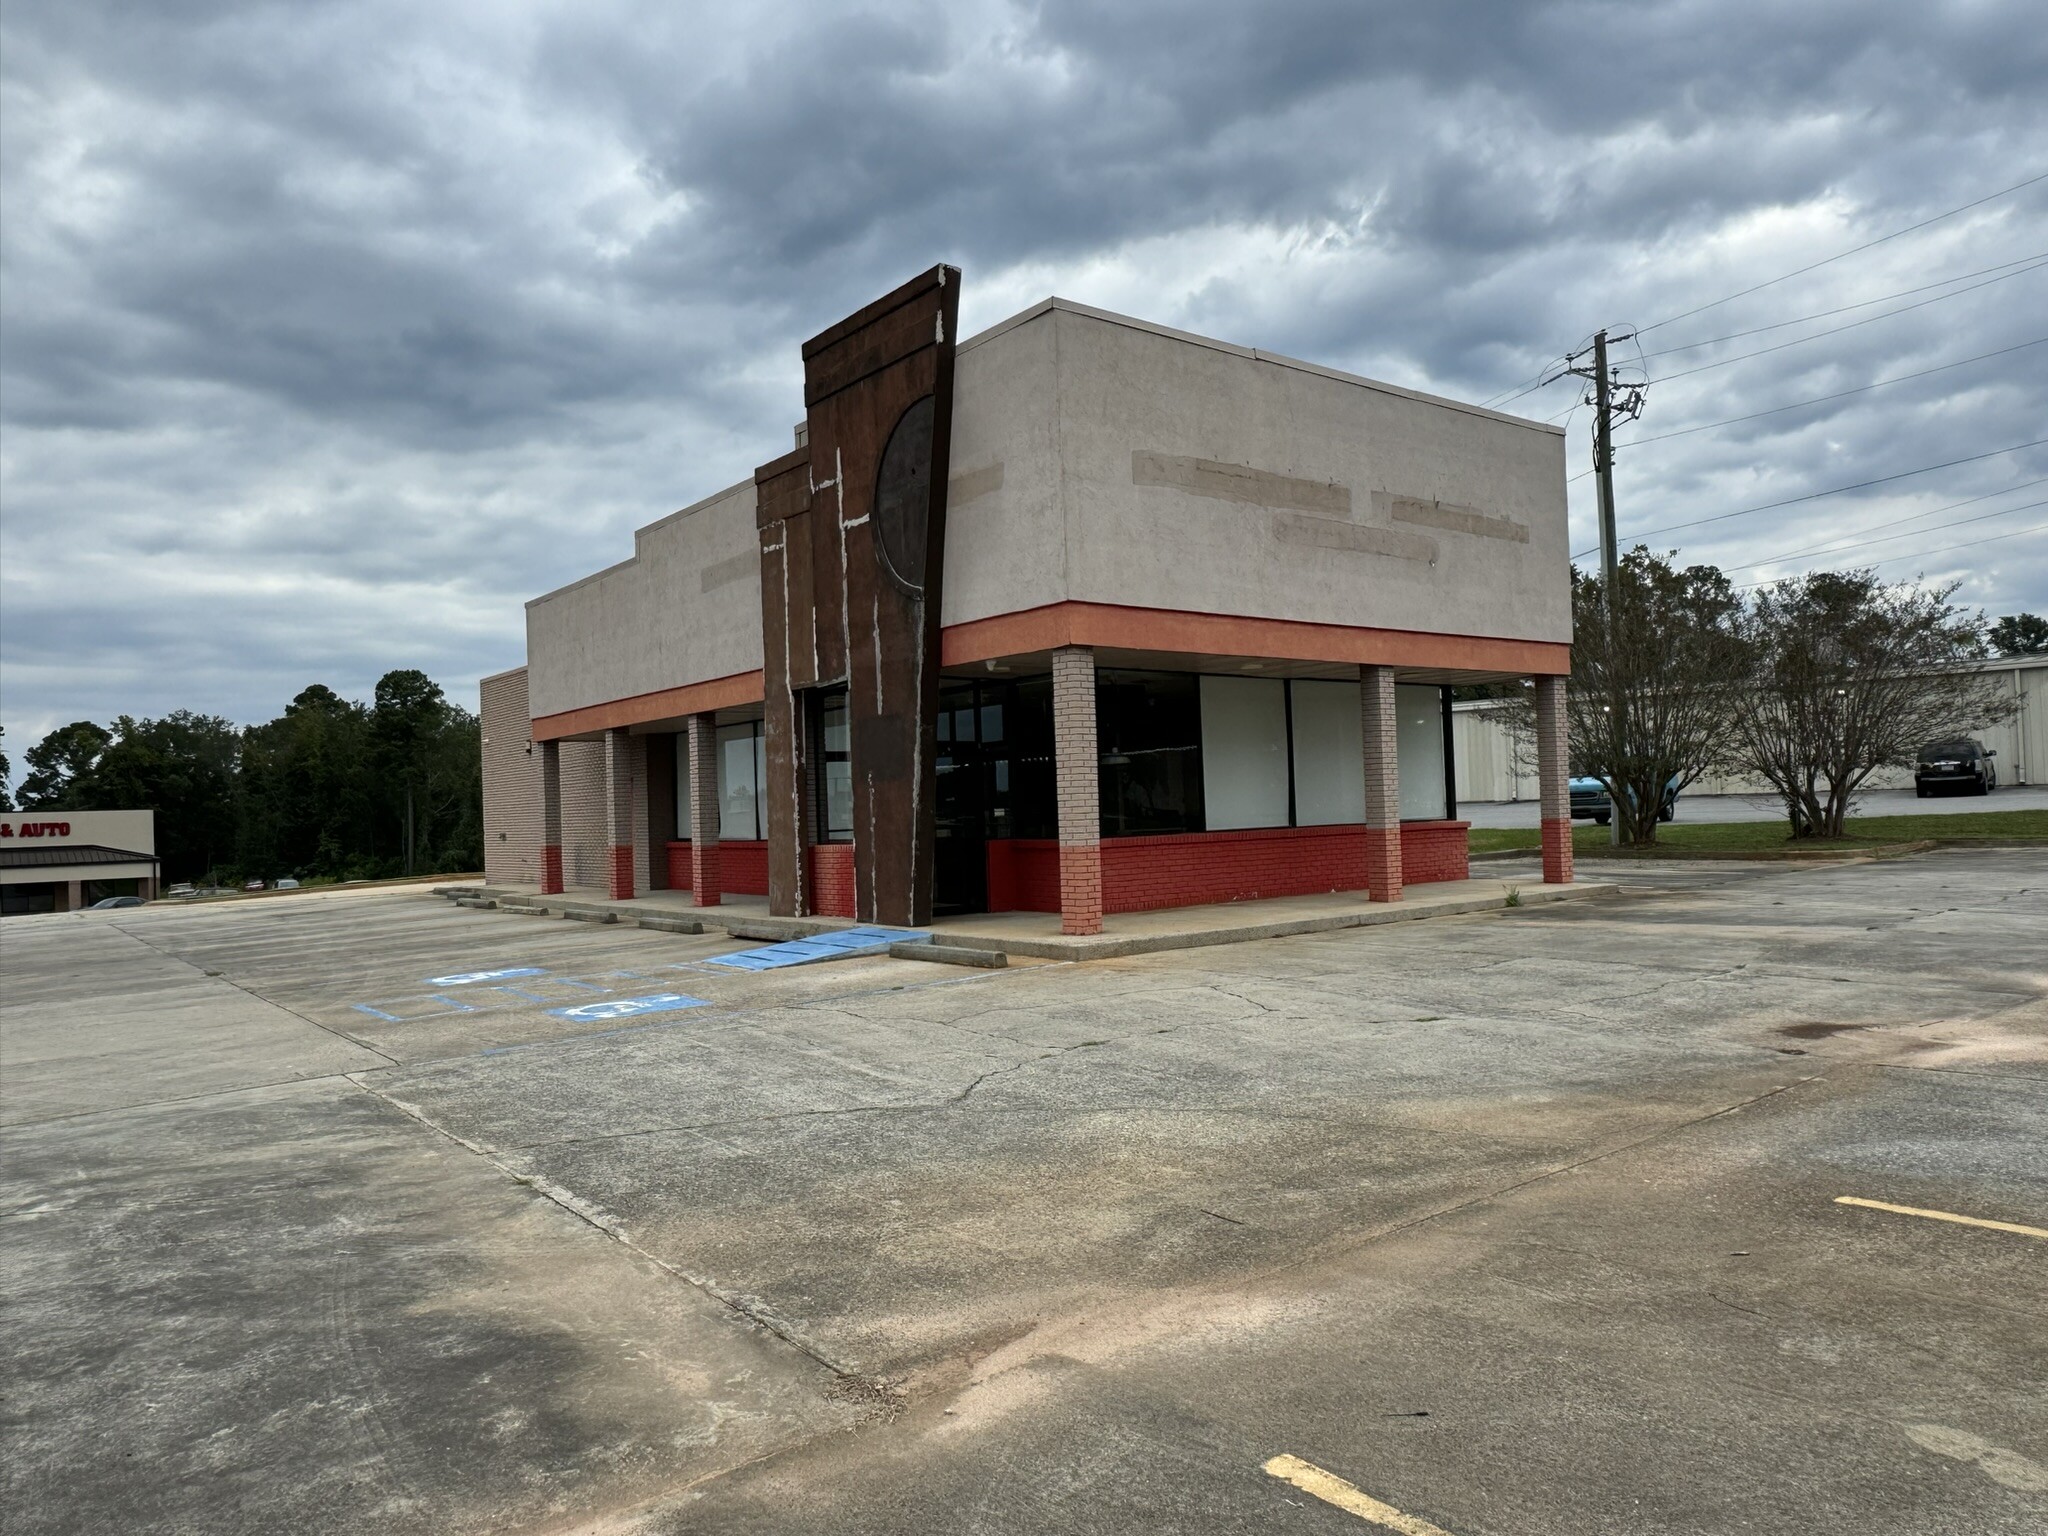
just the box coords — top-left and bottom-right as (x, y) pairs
(1555, 329), (1647, 846)
(1592, 329), (1619, 590)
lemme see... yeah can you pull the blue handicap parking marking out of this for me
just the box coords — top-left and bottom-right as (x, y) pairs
(545, 992), (711, 1023)
(421, 966), (548, 986)
(351, 1003), (401, 1021)
(702, 927), (927, 971)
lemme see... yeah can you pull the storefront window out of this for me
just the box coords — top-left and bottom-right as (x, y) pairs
(1289, 679), (1366, 825)
(1199, 676), (1290, 829)
(1395, 684), (1447, 821)
(818, 692), (853, 841)
(1097, 670), (1204, 835)
(716, 720), (766, 840)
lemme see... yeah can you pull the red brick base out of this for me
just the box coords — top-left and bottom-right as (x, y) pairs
(1059, 844), (1103, 935)
(1364, 824), (1403, 903)
(983, 822), (1469, 915)
(1541, 817), (1574, 885)
(540, 845), (564, 895)
(608, 844), (634, 901)
(668, 840), (775, 903)
(807, 843), (856, 918)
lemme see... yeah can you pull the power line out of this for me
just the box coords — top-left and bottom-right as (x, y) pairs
(1736, 519), (2048, 587)
(1867, 520), (2048, 570)
(1734, 479), (2048, 565)
(1738, 496), (2047, 570)
(1639, 253), (2046, 358)
(1564, 337), (2048, 479)
(1649, 258), (2048, 385)
(1621, 337), (2048, 447)
(1569, 436), (2048, 558)
(1638, 169), (2048, 334)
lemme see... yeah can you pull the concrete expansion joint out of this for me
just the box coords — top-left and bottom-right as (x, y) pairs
(352, 1074), (862, 1379)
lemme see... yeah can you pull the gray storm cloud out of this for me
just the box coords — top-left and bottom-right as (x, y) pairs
(3, 0), (2044, 752)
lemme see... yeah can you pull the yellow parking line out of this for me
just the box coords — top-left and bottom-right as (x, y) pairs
(1835, 1196), (2048, 1240)
(1262, 1455), (1458, 1534)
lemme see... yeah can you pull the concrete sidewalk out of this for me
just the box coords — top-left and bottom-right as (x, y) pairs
(436, 875), (1619, 961)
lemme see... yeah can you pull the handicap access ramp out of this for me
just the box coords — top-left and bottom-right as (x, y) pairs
(701, 925), (929, 971)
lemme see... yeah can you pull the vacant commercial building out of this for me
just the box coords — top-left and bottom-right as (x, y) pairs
(0, 810), (160, 915)
(481, 270), (1577, 933)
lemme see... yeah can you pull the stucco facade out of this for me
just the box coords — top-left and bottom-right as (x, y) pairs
(485, 284), (1579, 926)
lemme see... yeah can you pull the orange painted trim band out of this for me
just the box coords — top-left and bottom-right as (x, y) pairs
(938, 601), (1569, 675)
(533, 603), (1563, 739)
(531, 669), (765, 741)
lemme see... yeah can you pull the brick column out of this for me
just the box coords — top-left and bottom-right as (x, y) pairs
(603, 727), (636, 901)
(1361, 664), (1402, 902)
(686, 713), (722, 907)
(538, 738), (564, 894)
(1536, 674), (1574, 885)
(1053, 646), (1103, 935)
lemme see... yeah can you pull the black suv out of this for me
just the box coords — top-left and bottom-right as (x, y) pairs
(1915, 738), (1998, 797)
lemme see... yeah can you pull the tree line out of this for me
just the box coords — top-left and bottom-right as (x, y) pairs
(1521, 559), (2042, 846)
(1, 670), (482, 884)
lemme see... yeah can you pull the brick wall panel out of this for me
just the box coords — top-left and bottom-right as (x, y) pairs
(480, 669), (540, 887)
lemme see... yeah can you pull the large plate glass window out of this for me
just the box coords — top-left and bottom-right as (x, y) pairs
(1097, 670), (1203, 835)
(1395, 684), (1447, 821)
(1198, 676), (1290, 829)
(1290, 680), (1367, 825)
(716, 720), (767, 840)
(818, 692), (853, 841)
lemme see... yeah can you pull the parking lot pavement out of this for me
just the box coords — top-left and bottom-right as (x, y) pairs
(1460, 782), (2048, 827)
(4, 851), (2044, 1533)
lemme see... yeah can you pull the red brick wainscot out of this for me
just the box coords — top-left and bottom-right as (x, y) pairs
(807, 843), (856, 918)
(982, 822), (1469, 914)
(664, 840), (771, 896)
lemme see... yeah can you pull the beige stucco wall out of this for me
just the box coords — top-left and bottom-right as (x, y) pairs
(940, 305), (1068, 626)
(518, 297), (1570, 725)
(1046, 303), (1570, 644)
(525, 478), (764, 722)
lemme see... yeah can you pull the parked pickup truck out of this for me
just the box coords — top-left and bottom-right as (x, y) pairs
(1570, 774), (1679, 826)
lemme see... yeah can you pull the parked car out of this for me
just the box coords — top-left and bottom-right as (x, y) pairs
(274, 878), (301, 890)
(167, 883), (197, 898)
(1916, 738), (1997, 796)
(88, 895), (145, 909)
(244, 878), (266, 891)
(1569, 773), (1680, 826)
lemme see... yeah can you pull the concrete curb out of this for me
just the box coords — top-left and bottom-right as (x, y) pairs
(889, 941), (1009, 968)
(923, 881), (1617, 961)
(438, 881), (1617, 963)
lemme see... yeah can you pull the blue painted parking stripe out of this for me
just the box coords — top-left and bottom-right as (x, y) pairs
(545, 992), (711, 1023)
(351, 1004), (401, 1021)
(421, 966), (547, 986)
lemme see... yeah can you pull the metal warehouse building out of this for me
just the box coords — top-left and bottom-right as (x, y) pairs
(480, 269), (1578, 934)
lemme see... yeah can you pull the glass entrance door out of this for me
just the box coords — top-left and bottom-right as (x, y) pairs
(932, 683), (987, 916)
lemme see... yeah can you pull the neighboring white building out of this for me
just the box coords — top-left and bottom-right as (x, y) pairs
(0, 810), (159, 914)
(1453, 654), (2046, 802)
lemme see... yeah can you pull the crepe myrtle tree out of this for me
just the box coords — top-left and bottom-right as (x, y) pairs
(1511, 548), (1743, 846)
(1726, 571), (2017, 839)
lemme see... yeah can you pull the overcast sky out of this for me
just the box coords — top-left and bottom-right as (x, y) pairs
(4, 0), (2045, 762)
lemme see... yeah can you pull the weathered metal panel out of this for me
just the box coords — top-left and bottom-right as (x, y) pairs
(755, 265), (960, 926)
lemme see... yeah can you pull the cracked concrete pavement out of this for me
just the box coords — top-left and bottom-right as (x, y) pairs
(3, 849), (2044, 1533)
